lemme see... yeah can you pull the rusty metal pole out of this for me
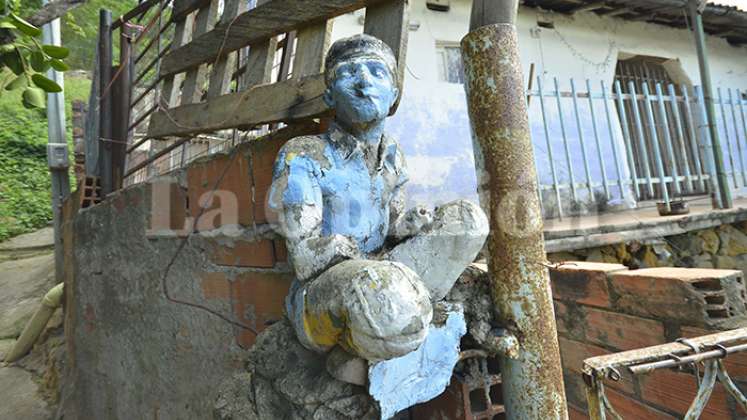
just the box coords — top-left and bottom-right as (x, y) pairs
(460, 1), (568, 418)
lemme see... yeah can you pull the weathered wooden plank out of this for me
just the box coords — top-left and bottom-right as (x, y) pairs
(206, 0), (246, 98)
(159, 16), (192, 109)
(180, 0), (219, 104)
(293, 20), (332, 78)
(160, 0), (387, 78)
(147, 74), (329, 138)
(238, 0), (276, 90)
(173, 0), (211, 22)
(363, 0), (409, 111)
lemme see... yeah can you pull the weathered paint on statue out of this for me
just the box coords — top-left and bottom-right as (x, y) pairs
(268, 34), (489, 417)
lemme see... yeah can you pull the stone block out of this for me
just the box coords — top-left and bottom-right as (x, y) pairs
(549, 261), (627, 308)
(584, 307), (666, 351)
(718, 224), (747, 256)
(609, 267), (747, 327)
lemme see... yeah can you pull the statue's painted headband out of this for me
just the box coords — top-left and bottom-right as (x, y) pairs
(324, 34), (398, 87)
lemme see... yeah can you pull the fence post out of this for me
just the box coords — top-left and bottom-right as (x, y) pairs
(111, 22), (133, 190)
(461, 0), (567, 418)
(98, 9), (113, 195)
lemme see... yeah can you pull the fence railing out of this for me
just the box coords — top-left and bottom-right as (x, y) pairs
(583, 328), (747, 419)
(84, 0), (410, 195)
(527, 78), (747, 220)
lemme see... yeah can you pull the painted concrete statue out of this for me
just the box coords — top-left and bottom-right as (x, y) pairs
(268, 34), (489, 417)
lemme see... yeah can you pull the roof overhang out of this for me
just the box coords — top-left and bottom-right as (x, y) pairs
(521, 0), (747, 46)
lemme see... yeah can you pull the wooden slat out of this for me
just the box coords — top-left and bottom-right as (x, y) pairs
(159, 16), (193, 109)
(147, 74), (329, 138)
(293, 20), (333, 78)
(112, 0), (162, 30)
(363, 0), (409, 112)
(206, 0), (246, 98)
(173, 0), (211, 22)
(160, 0), (387, 78)
(238, 0), (276, 90)
(180, 0), (219, 104)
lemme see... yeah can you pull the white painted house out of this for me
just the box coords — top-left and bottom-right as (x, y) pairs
(328, 0), (747, 219)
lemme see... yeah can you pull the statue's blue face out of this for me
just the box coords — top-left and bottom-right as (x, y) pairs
(324, 58), (398, 125)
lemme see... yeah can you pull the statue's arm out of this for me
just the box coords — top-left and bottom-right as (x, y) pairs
(269, 147), (359, 282)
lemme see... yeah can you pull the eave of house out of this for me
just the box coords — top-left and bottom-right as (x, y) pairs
(521, 0), (747, 46)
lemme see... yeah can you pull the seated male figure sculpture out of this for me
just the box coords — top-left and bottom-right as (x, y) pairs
(269, 34), (488, 364)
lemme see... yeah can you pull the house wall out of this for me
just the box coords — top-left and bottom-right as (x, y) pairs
(329, 1), (747, 214)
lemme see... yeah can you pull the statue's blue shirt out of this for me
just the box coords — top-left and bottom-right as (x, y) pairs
(269, 125), (407, 254)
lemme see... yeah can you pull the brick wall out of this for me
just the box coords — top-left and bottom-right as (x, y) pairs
(550, 262), (747, 419)
(63, 124), (319, 418)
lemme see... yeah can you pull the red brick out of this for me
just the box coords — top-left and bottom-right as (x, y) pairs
(273, 239), (288, 263)
(554, 300), (569, 335)
(249, 137), (287, 224)
(584, 307), (666, 351)
(187, 152), (252, 229)
(605, 388), (676, 420)
(550, 261), (625, 308)
(201, 272), (231, 300)
(639, 368), (736, 419)
(558, 337), (635, 394)
(681, 326), (747, 381)
(568, 404), (588, 420)
(148, 179), (188, 233)
(207, 238), (276, 268)
(231, 271), (293, 348)
(609, 267), (746, 327)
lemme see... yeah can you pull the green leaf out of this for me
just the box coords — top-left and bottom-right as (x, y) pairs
(42, 45), (69, 59)
(49, 58), (68, 72)
(30, 51), (49, 72)
(0, 44), (14, 54)
(1, 49), (23, 75)
(0, 21), (17, 29)
(31, 73), (61, 92)
(4, 74), (26, 90)
(9, 14), (40, 37)
(22, 86), (45, 108)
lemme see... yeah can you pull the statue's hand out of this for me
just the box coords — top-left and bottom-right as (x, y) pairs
(392, 205), (433, 241)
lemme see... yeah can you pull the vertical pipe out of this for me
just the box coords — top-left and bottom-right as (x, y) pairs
(729, 88), (746, 187)
(461, 3), (567, 416)
(98, 9), (113, 195)
(554, 77), (577, 203)
(655, 83), (681, 196)
(570, 78), (595, 200)
(586, 79), (610, 199)
(537, 77), (563, 220)
(718, 87), (738, 187)
(642, 83), (671, 212)
(628, 82), (655, 197)
(42, 0), (70, 285)
(668, 84), (694, 193)
(683, 85), (706, 192)
(738, 89), (747, 189)
(696, 85), (722, 206)
(613, 80), (639, 200)
(601, 80), (625, 200)
(689, 0), (732, 208)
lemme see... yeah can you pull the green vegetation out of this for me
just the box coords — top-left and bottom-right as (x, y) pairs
(0, 73), (90, 241)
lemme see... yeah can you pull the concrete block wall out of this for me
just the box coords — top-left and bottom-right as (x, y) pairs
(62, 126), (317, 418)
(550, 262), (747, 419)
